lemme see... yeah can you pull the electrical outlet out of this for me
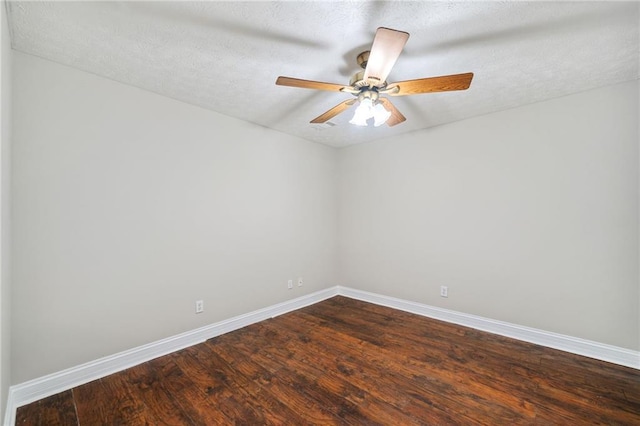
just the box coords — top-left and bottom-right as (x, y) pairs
(298, 277), (303, 287)
(287, 279), (293, 289)
(195, 300), (204, 313)
(440, 286), (448, 298)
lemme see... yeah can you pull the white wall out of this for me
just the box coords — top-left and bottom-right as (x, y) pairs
(11, 52), (338, 383)
(338, 80), (639, 350)
(0, 0), (12, 419)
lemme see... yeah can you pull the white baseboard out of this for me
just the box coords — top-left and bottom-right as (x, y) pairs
(5, 285), (639, 425)
(337, 286), (640, 370)
(3, 287), (338, 426)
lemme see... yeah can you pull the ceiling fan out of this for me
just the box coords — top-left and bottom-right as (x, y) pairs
(275, 27), (474, 127)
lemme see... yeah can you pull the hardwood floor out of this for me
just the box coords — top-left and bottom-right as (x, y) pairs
(15, 296), (640, 425)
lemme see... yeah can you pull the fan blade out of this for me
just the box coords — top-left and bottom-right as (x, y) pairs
(276, 76), (348, 92)
(386, 72), (474, 96)
(378, 98), (406, 127)
(310, 99), (356, 124)
(363, 27), (409, 86)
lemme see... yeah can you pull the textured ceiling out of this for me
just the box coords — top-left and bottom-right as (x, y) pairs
(6, 1), (639, 148)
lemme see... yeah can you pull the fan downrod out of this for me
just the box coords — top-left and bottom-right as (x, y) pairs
(356, 51), (370, 69)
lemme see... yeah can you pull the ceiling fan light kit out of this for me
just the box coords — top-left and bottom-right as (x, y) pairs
(349, 90), (391, 127)
(276, 27), (474, 128)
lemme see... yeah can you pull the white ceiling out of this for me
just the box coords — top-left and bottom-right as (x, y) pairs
(6, 1), (639, 148)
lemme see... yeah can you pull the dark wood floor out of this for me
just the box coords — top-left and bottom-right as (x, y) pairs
(15, 296), (640, 425)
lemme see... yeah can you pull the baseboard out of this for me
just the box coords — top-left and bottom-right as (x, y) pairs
(5, 285), (639, 425)
(337, 286), (640, 370)
(3, 286), (338, 426)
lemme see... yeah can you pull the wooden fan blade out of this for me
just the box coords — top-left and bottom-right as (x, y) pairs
(276, 76), (347, 92)
(310, 99), (356, 124)
(378, 98), (406, 127)
(386, 72), (474, 96)
(363, 27), (409, 86)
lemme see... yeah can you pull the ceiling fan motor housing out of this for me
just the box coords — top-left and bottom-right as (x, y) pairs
(349, 70), (368, 88)
(350, 71), (388, 95)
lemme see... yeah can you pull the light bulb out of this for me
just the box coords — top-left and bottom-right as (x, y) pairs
(349, 98), (374, 126)
(372, 103), (391, 127)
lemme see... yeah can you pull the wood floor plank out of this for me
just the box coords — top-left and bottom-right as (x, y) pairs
(209, 336), (345, 424)
(74, 375), (159, 425)
(16, 390), (77, 426)
(299, 310), (531, 418)
(15, 401), (42, 425)
(222, 319), (424, 425)
(259, 316), (477, 424)
(72, 379), (110, 424)
(99, 369), (161, 425)
(179, 342), (310, 424)
(148, 352), (233, 425)
(275, 312), (503, 424)
(125, 361), (200, 425)
(14, 296), (640, 425)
